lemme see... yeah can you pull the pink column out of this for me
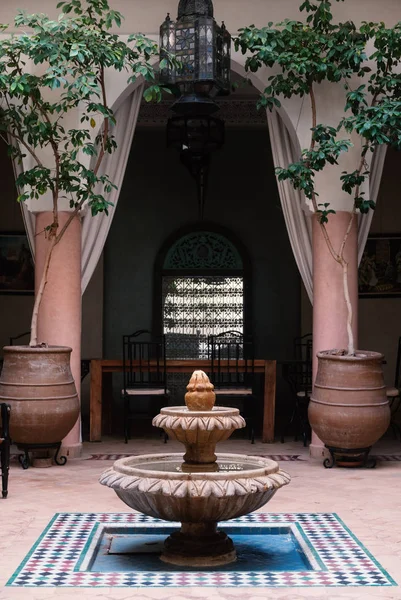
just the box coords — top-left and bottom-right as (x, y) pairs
(310, 211), (358, 458)
(35, 212), (82, 457)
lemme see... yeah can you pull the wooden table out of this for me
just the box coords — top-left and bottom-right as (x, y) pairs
(89, 359), (276, 443)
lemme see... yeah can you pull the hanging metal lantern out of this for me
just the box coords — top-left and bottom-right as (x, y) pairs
(160, 0), (231, 97)
(166, 110), (225, 220)
(161, 0), (230, 220)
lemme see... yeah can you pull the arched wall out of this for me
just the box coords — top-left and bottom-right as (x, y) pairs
(1, 0), (397, 227)
(106, 48), (300, 163)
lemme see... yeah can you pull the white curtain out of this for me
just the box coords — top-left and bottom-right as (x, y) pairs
(357, 145), (387, 264)
(11, 150), (36, 258)
(81, 83), (144, 293)
(17, 83), (145, 293)
(267, 108), (388, 304)
(267, 108), (314, 302)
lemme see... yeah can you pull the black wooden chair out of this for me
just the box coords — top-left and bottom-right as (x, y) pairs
(386, 336), (401, 439)
(122, 330), (169, 443)
(208, 330), (258, 443)
(0, 403), (11, 498)
(282, 334), (312, 447)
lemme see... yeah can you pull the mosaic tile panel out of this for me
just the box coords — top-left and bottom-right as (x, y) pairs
(7, 513), (396, 588)
(372, 454), (401, 461)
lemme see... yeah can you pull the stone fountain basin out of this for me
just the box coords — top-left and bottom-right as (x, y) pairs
(100, 453), (290, 523)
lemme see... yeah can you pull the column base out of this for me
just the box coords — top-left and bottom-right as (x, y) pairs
(309, 443), (330, 460)
(61, 442), (83, 459)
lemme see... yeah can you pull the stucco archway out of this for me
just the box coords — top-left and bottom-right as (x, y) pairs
(79, 54), (307, 297)
(16, 41), (304, 294)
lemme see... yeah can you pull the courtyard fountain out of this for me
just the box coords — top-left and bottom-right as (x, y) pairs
(100, 371), (290, 567)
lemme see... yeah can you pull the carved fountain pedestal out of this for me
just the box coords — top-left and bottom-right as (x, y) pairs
(100, 371), (290, 567)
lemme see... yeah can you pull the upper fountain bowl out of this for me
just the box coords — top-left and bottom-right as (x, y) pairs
(153, 406), (245, 465)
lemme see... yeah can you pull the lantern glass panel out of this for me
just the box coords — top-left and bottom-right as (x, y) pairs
(222, 30), (231, 89)
(176, 24), (196, 51)
(176, 21), (196, 81)
(160, 19), (176, 83)
(196, 17), (206, 80)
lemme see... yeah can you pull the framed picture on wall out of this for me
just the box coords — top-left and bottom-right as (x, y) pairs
(359, 234), (401, 298)
(0, 232), (34, 295)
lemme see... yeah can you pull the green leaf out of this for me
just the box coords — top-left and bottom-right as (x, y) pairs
(17, 192), (30, 203)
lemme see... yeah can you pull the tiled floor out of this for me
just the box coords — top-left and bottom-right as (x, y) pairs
(1, 436), (401, 599)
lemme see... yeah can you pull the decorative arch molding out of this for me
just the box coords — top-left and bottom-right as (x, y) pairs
(106, 46), (300, 155)
(156, 221), (251, 275)
(163, 231), (243, 272)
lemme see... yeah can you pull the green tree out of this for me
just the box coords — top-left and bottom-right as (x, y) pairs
(0, 0), (173, 346)
(236, 0), (401, 354)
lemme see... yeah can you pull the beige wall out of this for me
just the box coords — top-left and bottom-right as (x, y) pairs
(2, 0), (401, 33)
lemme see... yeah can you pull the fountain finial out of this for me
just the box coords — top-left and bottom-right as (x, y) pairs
(185, 370), (216, 411)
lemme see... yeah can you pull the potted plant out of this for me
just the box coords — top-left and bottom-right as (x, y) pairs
(0, 0), (173, 457)
(235, 0), (401, 465)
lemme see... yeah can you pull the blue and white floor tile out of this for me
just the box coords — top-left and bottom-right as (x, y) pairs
(7, 512), (396, 589)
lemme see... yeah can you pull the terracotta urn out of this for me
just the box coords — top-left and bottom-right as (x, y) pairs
(309, 350), (391, 462)
(0, 346), (80, 445)
(185, 370), (216, 411)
